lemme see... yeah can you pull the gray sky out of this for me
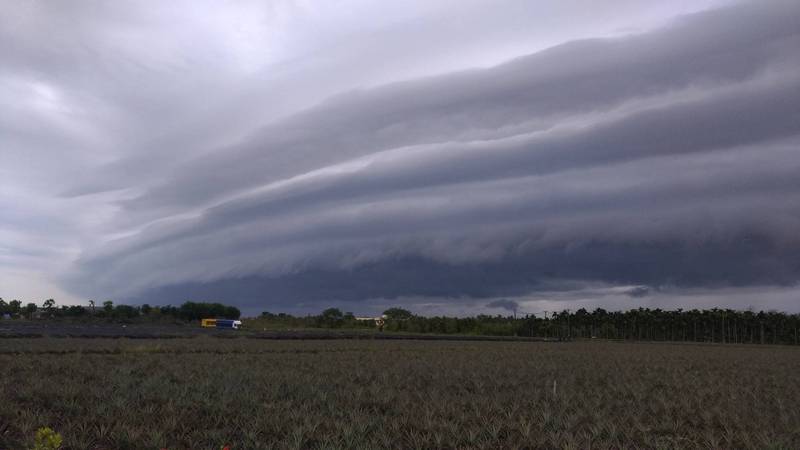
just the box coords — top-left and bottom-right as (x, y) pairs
(2, 0), (799, 316)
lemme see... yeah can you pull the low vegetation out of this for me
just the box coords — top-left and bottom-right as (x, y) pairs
(255, 307), (800, 345)
(1, 337), (798, 449)
(3, 295), (799, 344)
(0, 298), (239, 322)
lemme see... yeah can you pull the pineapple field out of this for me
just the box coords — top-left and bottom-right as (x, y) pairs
(1, 337), (799, 449)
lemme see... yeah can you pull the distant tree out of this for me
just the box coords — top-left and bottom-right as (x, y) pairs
(25, 303), (37, 318)
(383, 307), (413, 320)
(9, 299), (22, 315)
(88, 300), (95, 313)
(140, 304), (152, 315)
(177, 301), (240, 321)
(179, 301), (199, 320)
(322, 308), (343, 320)
(224, 306), (241, 319)
(113, 304), (139, 319)
(0, 298), (6, 314)
(42, 299), (56, 312)
(63, 305), (87, 317)
(160, 305), (179, 317)
(103, 301), (113, 314)
(320, 308), (344, 328)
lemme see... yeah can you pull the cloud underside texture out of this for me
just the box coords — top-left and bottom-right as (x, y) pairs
(68, 1), (800, 307)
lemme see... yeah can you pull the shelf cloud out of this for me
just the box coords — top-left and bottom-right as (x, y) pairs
(2, 0), (799, 313)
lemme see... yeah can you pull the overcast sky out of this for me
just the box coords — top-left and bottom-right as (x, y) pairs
(2, 0), (799, 316)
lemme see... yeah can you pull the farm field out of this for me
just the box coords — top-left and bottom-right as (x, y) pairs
(1, 338), (799, 449)
(0, 321), (553, 342)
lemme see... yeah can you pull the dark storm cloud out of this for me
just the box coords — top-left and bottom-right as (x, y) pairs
(487, 299), (520, 313)
(114, 0), (799, 211)
(625, 286), (651, 298)
(53, 0), (800, 308)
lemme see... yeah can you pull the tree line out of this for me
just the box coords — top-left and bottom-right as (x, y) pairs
(0, 298), (240, 321)
(3, 296), (798, 345)
(257, 306), (800, 345)
(535, 307), (800, 345)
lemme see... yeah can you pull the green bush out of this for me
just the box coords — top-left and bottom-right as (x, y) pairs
(31, 427), (62, 450)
